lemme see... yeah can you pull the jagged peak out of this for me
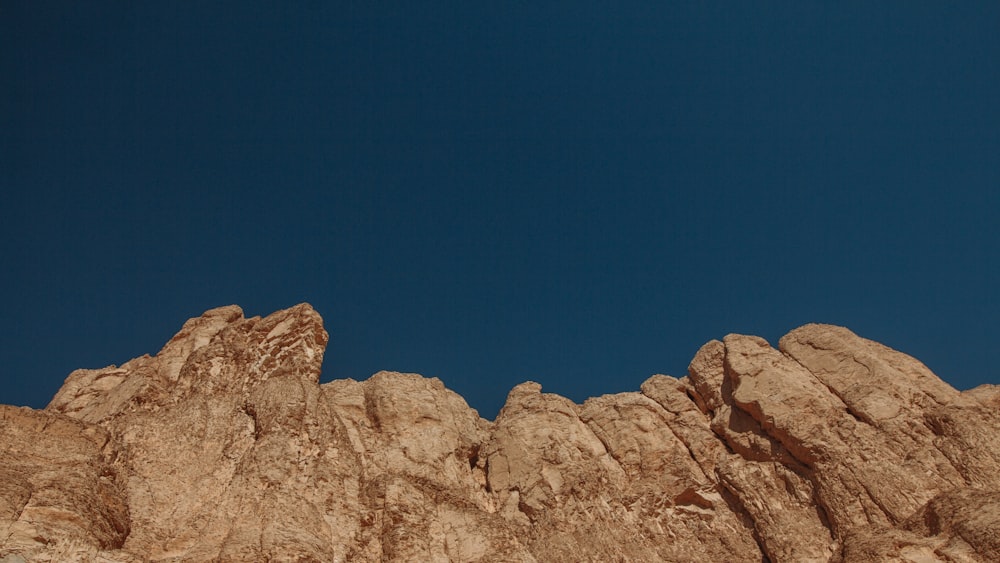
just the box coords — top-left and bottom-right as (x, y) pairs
(7, 305), (1000, 561)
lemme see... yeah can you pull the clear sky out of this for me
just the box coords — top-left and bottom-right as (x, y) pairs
(3, 3), (998, 419)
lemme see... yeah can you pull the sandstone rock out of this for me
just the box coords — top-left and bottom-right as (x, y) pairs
(0, 406), (130, 562)
(2, 305), (998, 561)
(835, 488), (1000, 562)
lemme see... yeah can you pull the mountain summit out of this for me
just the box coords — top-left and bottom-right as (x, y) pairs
(2, 304), (998, 561)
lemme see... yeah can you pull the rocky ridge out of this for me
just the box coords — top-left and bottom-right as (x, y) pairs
(1, 303), (998, 562)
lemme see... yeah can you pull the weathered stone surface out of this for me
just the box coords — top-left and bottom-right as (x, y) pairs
(835, 488), (1000, 562)
(2, 305), (998, 561)
(0, 406), (130, 562)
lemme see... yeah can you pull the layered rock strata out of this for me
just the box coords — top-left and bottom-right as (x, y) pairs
(1, 304), (998, 561)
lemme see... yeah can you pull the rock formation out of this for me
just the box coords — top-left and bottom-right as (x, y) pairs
(1, 303), (998, 562)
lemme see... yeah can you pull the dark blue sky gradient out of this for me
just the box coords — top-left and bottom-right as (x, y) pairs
(3, 3), (998, 419)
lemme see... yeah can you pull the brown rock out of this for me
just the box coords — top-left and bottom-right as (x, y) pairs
(0, 406), (129, 562)
(2, 306), (998, 561)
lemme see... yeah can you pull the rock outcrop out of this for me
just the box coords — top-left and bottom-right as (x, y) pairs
(1, 304), (998, 562)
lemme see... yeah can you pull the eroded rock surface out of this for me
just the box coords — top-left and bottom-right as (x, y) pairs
(2, 307), (997, 561)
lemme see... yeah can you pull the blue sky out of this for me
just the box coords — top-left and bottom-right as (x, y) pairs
(3, 2), (998, 419)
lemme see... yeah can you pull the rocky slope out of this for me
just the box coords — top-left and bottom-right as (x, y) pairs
(1, 304), (998, 562)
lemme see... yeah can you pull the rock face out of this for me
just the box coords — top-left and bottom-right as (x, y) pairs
(2, 304), (998, 562)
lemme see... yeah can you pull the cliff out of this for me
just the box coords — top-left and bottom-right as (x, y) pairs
(1, 304), (998, 562)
